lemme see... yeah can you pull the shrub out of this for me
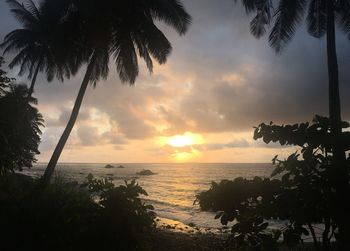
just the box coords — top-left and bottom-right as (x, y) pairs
(197, 177), (282, 251)
(0, 174), (155, 251)
(197, 116), (349, 251)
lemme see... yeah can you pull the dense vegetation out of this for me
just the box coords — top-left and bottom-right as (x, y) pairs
(0, 57), (155, 251)
(0, 174), (156, 251)
(197, 116), (350, 250)
(0, 57), (43, 175)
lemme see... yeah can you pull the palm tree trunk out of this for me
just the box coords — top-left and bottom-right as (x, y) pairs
(326, 0), (349, 248)
(41, 52), (97, 185)
(27, 58), (42, 99)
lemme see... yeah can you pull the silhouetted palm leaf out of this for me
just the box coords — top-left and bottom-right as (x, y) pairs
(269, 0), (307, 53)
(238, 0), (350, 51)
(336, 0), (350, 39)
(307, 0), (327, 38)
(42, 0), (191, 183)
(148, 0), (191, 35)
(1, 0), (80, 96)
(250, 0), (272, 38)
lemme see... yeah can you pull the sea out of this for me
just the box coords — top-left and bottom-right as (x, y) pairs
(22, 163), (274, 229)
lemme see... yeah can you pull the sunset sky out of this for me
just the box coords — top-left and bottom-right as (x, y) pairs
(1, 0), (350, 163)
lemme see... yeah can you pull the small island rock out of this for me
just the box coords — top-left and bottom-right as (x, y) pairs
(136, 169), (156, 176)
(104, 164), (114, 168)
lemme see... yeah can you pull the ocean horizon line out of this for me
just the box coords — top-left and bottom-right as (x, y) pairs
(35, 162), (272, 165)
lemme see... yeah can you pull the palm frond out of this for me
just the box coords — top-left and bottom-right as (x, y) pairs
(45, 56), (55, 82)
(136, 20), (172, 65)
(1, 29), (35, 54)
(269, 0), (307, 53)
(307, 0), (327, 38)
(26, 0), (41, 20)
(134, 36), (153, 74)
(6, 0), (39, 27)
(8, 46), (30, 69)
(112, 31), (138, 84)
(148, 0), (191, 35)
(17, 53), (34, 76)
(250, 0), (273, 38)
(336, 0), (350, 39)
(90, 47), (109, 85)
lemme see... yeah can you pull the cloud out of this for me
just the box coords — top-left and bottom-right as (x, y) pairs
(45, 106), (90, 127)
(116, 117), (156, 140)
(76, 125), (128, 147)
(77, 126), (99, 146)
(201, 138), (250, 151)
(2, 0), (350, 162)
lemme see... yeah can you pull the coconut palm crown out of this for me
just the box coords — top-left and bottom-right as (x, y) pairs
(0, 0), (81, 97)
(235, 0), (350, 52)
(42, 0), (191, 182)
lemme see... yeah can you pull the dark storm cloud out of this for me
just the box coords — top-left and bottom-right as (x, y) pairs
(154, 0), (350, 134)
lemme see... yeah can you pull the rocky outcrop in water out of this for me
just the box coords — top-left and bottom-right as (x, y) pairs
(136, 169), (156, 176)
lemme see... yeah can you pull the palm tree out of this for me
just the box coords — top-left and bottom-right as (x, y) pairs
(234, 0), (350, 246)
(0, 83), (44, 175)
(41, 0), (191, 183)
(1, 0), (79, 99)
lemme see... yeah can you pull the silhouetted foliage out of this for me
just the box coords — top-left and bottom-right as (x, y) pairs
(0, 174), (155, 251)
(0, 0), (80, 98)
(197, 116), (349, 250)
(234, 0), (350, 52)
(253, 115), (350, 151)
(235, 1), (350, 245)
(0, 59), (43, 175)
(82, 174), (156, 248)
(0, 57), (14, 93)
(197, 177), (282, 250)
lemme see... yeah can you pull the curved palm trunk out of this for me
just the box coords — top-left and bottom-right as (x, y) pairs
(41, 53), (97, 185)
(27, 58), (42, 99)
(326, 1), (349, 248)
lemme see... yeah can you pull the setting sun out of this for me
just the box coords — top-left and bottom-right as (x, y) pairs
(168, 135), (192, 147)
(167, 132), (203, 148)
(159, 132), (205, 162)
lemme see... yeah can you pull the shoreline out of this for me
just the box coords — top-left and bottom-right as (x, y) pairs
(151, 217), (230, 251)
(156, 217), (230, 235)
